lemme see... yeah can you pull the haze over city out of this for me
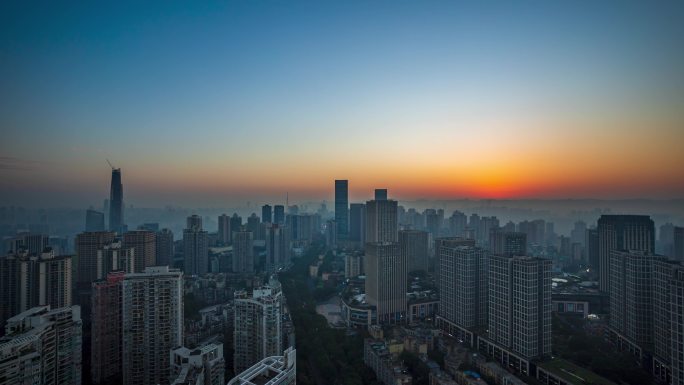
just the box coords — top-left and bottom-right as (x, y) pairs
(2, 1), (684, 208)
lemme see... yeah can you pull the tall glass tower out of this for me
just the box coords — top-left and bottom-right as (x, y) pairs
(334, 180), (348, 240)
(109, 168), (123, 233)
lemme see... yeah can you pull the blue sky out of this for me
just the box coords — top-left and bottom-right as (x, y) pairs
(1, 1), (683, 206)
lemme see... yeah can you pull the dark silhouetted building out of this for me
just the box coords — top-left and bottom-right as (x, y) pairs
(91, 271), (125, 384)
(349, 203), (366, 245)
(218, 214), (231, 245)
(274, 205), (285, 225)
(122, 230), (156, 273)
(108, 168), (123, 233)
(335, 180), (349, 240)
(598, 215), (654, 292)
(230, 213), (243, 235)
(489, 230), (527, 256)
(374, 189), (387, 201)
(675, 226), (684, 261)
(155, 228), (174, 267)
(86, 209), (105, 232)
(265, 224), (290, 271)
(399, 229), (429, 272)
(233, 230), (254, 273)
(184, 215), (208, 276)
(262, 204), (272, 223)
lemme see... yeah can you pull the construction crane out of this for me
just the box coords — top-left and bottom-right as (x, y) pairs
(106, 159), (116, 170)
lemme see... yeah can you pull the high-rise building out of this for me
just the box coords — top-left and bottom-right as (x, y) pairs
(76, 231), (117, 284)
(325, 220), (337, 249)
(247, 213), (260, 235)
(96, 240), (135, 279)
(668, 269), (684, 385)
(364, 242), (406, 324)
(399, 230), (429, 272)
(6, 232), (49, 255)
(228, 347), (296, 385)
(448, 211), (468, 237)
(123, 230), (156, 272)
(335, 180), (349, 240)
(122, 266), (183, 385)
(231, 213), (243, 234)
(489, 230), (527, 256)
(184, 216), (209, 276)
(365, 198), (398, 243)
(187, 214), (202, 230)
(0, 250), (73, 329)
(262, 205), (273, 224)
(437, 245), (487, 345)
(345, 253), (362, 278)
(170, 342), (225, 385)
(273, 205), (285, 225)
(86, 209), (105, 232)
(608, 250), (671, 356)
(585, 228), (599, 270)
(233, 230), (254, 273)
(349, 203), (366, 245)
(675, 226), (684, 261)
(265, 224), (290, 271)
(597, 215), (655, 292)
(374, 189), (387, 201)
(156, 228), (174, 267)
(488, 255), (551, 366)
(91, 271), (125, 384)
(218, 214), (231, 245)
(1, 305), (82, 385)
(108, 167), (123, 233)
(425, 209), (441, 238)
(233, 278), (283, 373)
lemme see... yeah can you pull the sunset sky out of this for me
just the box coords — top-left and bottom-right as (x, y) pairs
(1, 1), (683, 207)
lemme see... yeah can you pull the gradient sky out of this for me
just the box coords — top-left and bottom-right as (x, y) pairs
(1, 1), (684, 207)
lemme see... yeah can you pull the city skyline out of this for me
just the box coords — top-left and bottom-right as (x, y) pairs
(2, 1), (684, 207)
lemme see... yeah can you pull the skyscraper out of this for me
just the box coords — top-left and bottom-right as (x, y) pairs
(489, 230), (527, 256)
(349, 203), (366, 245)
(374, 189), (387, 201)
(96, 240), (135, 278)
(75, 231), (117, 285)
(487, 255), (551, 372)
(233, 278), (283, 373)
(399, 229), (429, 272)
(1, 305), (83, 385)
(122, 266), (183, 385)
(265, 224), (290, 271)
(91, 271), (125, 385)
(108, 167), (123, 233)
(335, 180), (349, 241)
(675, 226), (684, 261)
(122, 230), (156, 272)
(262, 204), (273, 223)
(233, 230), (254, 273)
(597, 215), (655, 292)
(155, 228), (174, 267)
(273, 205), (285, 225)
(585, 228), (599, 270)
(364, 242), (406, 324)
(86, 209), (105, 232)
(231, 213), (243, 234)
(0, 249), (73, 329)
(184, 216), (209, 276)
(247, 213), (260, 235)
(437, 245), (487, 345)
(218, 214), (231, 245)
(365, 198), (398, 243)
